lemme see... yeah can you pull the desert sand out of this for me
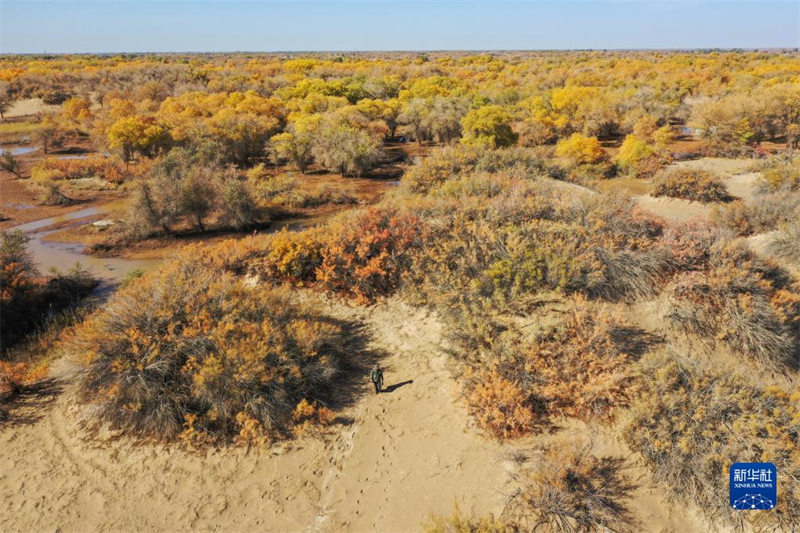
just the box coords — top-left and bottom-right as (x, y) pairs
(4, 98), (62, 119)
(0, 292), (711, 533)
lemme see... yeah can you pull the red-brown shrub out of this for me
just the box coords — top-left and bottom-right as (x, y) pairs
(255, 207), (426, 302)
(465, 369), (539, 439)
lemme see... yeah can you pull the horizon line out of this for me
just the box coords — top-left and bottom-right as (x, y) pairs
(2, 47), (799, 56)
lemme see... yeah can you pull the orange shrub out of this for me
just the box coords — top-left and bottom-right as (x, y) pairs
(466, 370), (539, 439)
(519, 305), (641, 420)
(0, 361), (29, 398)
(316, 207), (424, 301)
(659, 219), (718, 271)
(189, 236), (268, 275)
(31, 155), (130, 184)
(455, 301), (643, 439)
(255, 207), (425, 302)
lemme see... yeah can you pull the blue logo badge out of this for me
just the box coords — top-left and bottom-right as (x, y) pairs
(730, 463), (777, 510)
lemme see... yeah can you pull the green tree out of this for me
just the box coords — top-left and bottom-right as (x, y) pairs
(1, 153), (21, 177)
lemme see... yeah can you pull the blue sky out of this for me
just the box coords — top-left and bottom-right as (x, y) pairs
(1, 1), (798, 53)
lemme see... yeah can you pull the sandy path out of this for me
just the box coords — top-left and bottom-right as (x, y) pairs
(0, 296), (514, 533)
(314, 300), (510, 532)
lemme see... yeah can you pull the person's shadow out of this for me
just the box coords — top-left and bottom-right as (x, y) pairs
(382, 379), (414, 393)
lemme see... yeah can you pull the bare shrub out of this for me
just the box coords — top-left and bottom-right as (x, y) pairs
(504, 444), (638, 533)
(39, 181), (73, 206)
(0, 153), (21, 177)
(311, 121), (382, 177)
(219, 178), (259, 230)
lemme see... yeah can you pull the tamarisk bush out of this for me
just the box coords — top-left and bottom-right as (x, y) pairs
(651, 168), (730, 203)
(625, 355), (800, 531)
(665, 242), (800, 369)
(73, 251), (347, 443)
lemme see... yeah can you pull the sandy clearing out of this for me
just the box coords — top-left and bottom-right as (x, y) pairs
(3, 98), (61, 119)
(672, 157), (754, 176)
(630, 158), (762, 222)
(633, 194), (713, 222)
(311, 299), (514, 532)
(724, 172), (761, 202)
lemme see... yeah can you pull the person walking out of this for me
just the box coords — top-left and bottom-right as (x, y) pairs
(370, 364), (384, 394)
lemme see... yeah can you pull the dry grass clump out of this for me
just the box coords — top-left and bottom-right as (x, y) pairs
(503, 445), (638, 533)
(651, 168), (730, 203)
(253, 206), (425, 302)
(423, 445), (638, 533)
(422, 507), (515, 533)
(712, 191), (800, 236)
(463, 304), (643, 439)
(769, 219), (800, 267)
(625, 355), (800, 531)
(665, 241), (800, 369)
(38, 181), (74, 206)
(73, 253), (349, 443)
(31, 155), (130, 184)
